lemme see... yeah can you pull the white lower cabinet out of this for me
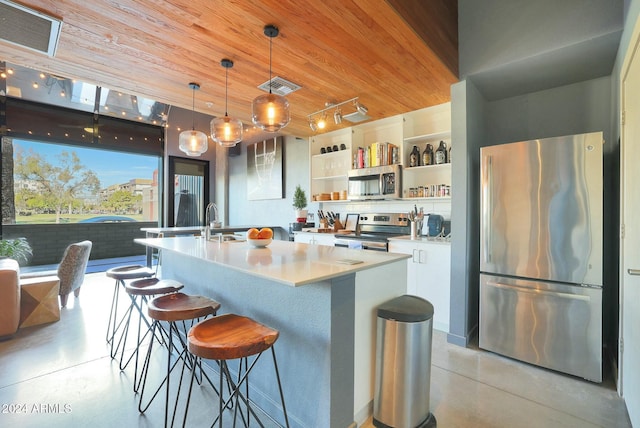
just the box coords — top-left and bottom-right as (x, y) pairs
(293, 231), (336, 246)
(388, 239), (451, 332)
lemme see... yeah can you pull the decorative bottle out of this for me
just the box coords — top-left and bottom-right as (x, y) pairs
(409, 145), (420, 167)
(422, 144), (433, 166)
(435, 141), (447, 165)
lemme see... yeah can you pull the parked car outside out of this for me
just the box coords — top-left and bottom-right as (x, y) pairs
(79, 216), (136, 223)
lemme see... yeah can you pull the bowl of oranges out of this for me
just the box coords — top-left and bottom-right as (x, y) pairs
(246, 227), (274, 247)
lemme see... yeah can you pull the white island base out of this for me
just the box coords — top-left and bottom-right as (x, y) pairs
(136, 237), (408, 427)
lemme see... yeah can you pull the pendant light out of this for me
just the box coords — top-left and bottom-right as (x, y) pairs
(252, 25), (290, 132)
(211, 59), (243, 147)
(179, 82), (208, 156)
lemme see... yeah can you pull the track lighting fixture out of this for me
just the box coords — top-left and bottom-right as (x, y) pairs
(317, 112), (327, 130)
(355, 100), (368, 115)
(307, 97), (368, 132)
(333, 107), (342, 125)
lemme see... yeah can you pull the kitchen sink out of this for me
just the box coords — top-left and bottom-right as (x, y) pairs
(208, 233), (246, 242)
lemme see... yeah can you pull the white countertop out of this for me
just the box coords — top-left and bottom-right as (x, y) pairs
(388, 235), (452, 244)
(136, 236), (409, 287)
(141, 225), (271, 234)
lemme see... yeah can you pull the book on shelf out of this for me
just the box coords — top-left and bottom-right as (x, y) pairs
(355, 142), (399, 169)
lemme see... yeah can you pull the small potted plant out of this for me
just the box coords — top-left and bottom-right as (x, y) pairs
(0, 237), (33, 266)
(293, 185), (308, 222)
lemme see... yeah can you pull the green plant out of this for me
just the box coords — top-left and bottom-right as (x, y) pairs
(0, 237), (33, 266)
(292, 185), (308, 210)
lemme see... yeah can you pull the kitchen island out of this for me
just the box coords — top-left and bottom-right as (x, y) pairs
(135, 236), (409, 427)
(140, 225), (286, 267)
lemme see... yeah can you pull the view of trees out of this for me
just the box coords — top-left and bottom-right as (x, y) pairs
(8, 145), (143, 224)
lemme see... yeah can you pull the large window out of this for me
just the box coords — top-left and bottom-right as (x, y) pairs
(1, 137), (161, 225)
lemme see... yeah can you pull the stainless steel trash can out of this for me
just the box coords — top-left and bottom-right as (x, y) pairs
(373, 295), (436, 428)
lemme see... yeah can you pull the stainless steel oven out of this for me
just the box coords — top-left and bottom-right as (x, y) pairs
(334, 213), (410, 252)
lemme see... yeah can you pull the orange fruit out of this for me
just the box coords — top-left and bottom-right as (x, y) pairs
(247, 228), (260, 239)
(258, 227), (273, 239)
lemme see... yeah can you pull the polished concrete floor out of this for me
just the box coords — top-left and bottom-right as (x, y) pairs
(0, 271), (632, 428)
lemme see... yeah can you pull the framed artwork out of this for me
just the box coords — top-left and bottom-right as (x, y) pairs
(247, 137), (284, 200)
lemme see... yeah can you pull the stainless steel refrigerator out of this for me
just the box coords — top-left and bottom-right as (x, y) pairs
(479, 132), (603, 382)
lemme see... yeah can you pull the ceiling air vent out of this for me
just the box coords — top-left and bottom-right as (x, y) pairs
(343, 111), (371, 123)
(257, 76), (301, 96)
(0, 0), (63, 57)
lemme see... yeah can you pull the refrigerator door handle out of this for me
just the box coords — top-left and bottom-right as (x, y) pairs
(482, 155), (493, 263)
(628, 268), (640, 276)
(486, 280), (590, 301)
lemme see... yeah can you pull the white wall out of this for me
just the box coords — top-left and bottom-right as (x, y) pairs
(227, 135), (310, 231)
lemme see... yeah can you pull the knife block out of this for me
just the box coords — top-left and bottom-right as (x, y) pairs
(332, 219), (344, 231)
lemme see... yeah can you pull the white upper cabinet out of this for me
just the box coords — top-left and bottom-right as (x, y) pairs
(309, 102), (451, 202)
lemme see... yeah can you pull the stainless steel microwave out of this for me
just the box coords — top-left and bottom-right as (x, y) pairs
(347, 164), (402, 200)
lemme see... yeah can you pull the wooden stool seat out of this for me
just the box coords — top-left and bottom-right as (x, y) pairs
(188, 314), (279, 361)
(138, 292), (221, 424)
(184, 313), (289, 427)
(147, 293), (221, 322)
(106, 264), (155, 281)
(125, 278), (184, 296)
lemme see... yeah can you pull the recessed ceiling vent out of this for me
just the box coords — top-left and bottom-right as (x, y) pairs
(257, 76), (301, 96)
(343, 111), (371, 123)
(0, 0), (63, 57)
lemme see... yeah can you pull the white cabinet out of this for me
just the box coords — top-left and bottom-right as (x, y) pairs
(293, 231), (336, 246)
(308, 102), (452, 202)
(388, 238), (451, 332)
(309, 128), (352, 201)
(402, 103), (452, 201)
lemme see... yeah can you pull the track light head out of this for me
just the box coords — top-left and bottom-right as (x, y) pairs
(355, 101), (368, 115)
(309, 118), (318, 132)
(333, 108), (342, 124)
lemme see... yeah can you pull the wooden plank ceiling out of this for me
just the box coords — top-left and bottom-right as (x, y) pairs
(1, 0), (458, 142)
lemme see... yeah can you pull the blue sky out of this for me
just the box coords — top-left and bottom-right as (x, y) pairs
(13, 139), (158, 188)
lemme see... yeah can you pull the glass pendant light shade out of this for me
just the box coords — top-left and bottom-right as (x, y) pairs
(211, 59), (243, 147)
(252, 93), (290, 132)
(179, 82), (208, 156)
(252, 25), (290, 132)
(179, 129), (208, 156)
(211, 115), (243, 147)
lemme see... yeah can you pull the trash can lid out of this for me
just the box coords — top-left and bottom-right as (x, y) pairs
(377, 295), (434, 322)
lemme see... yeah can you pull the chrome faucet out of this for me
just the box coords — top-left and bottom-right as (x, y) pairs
(205, 202), (221, 240)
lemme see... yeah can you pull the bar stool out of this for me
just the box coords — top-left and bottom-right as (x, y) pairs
(105, 265), (155, 358)
(138, 292), (221, 428)
(184, 314), (290, 428)
(118, 278), (184, 390)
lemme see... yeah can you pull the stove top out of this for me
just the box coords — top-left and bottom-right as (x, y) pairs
(336, 232), (405, 242)
(350, 213), (411, 240)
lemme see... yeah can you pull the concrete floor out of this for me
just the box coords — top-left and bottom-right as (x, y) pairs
(0, 270), (632, 428)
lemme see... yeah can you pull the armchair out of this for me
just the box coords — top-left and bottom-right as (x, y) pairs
(0, 259), (20, 337)
(56, 240), (92, 307)
(23, 241), (93, 307)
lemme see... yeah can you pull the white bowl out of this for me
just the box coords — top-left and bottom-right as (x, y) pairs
(247, 238), (272, 248)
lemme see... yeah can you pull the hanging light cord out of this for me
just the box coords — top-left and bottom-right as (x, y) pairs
(191, 86), (196, 131)
(225, 66), (229, 116)
(268, 33), (273, 94)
